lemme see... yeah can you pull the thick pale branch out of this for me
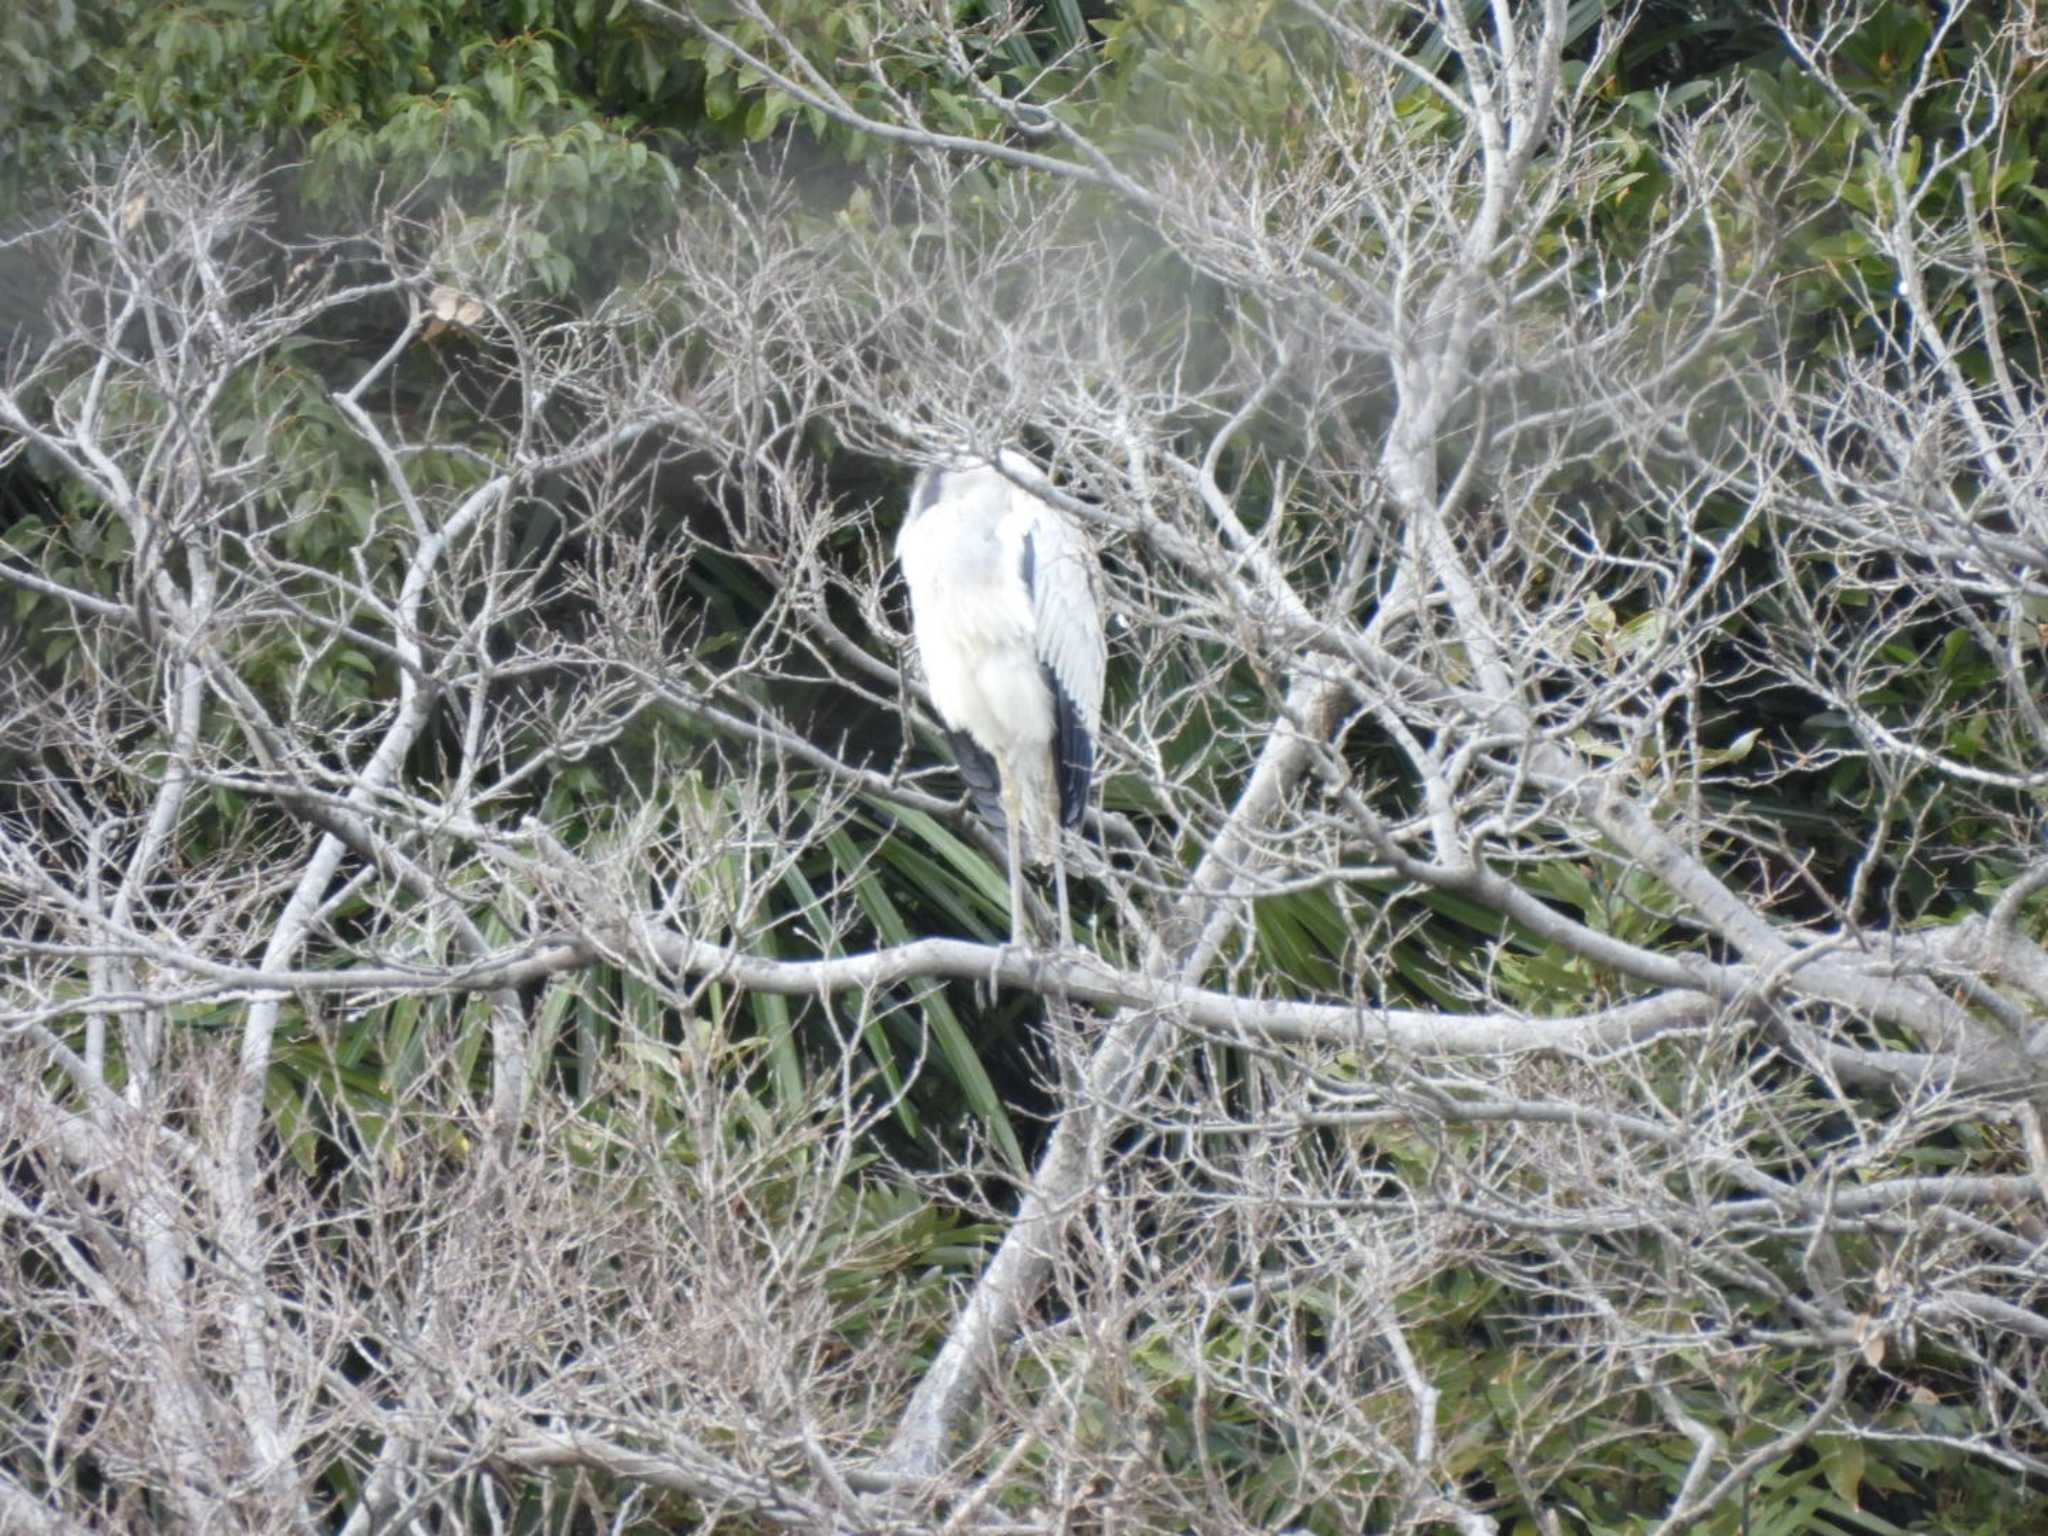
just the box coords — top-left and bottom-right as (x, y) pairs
(10, 927), (1734, 1060)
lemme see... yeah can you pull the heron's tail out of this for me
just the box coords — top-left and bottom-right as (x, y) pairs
(945, 730), (1006, 831)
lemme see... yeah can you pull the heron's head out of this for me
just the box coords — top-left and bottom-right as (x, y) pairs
(918, 447), (1046, 490)
(991, 447), (1048, 490)
(904, 449), (1047, 538)
(899, 459), (985, 557)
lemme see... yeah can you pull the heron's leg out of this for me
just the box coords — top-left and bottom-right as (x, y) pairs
(985, 766), (1024, 1006)
(1002, 785), (1027, 947)
(1051, 835), (1071, 952)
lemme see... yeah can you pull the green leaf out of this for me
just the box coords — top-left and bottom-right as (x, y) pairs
(1819, 1436), (1865, 1514)
(824, 826), (1021, 1170)
(1043, 0), (1087, 55)
(483, 58), (519, 119)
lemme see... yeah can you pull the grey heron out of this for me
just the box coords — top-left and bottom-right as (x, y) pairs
(897, 450), (1106, 946)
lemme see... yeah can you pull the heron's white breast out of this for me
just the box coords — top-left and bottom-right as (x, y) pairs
(900, 506), (1054, 756)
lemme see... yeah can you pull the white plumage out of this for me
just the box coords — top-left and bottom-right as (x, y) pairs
(897, 450), (1106, 942)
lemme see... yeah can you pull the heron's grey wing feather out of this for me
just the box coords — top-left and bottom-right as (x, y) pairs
(1040, 660), (1090, 828)
(1008, 487), (1106, 826)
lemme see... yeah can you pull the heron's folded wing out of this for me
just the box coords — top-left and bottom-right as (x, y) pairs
(1013, 493), (1107, 828)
